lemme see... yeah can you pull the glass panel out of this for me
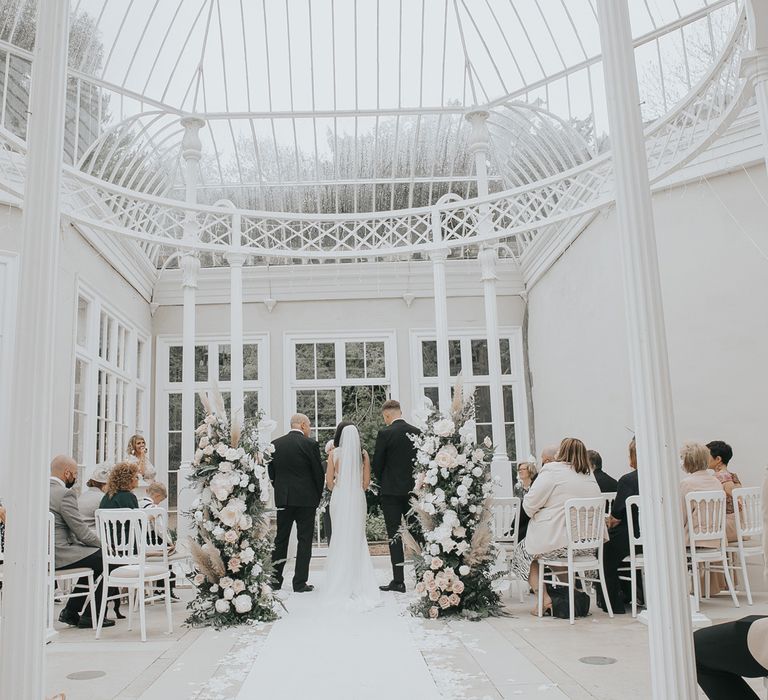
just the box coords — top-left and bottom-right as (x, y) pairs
(316, 389), (337, 427)
(502, 385), (515, 423)
(168, 393), (182, 431)
(296, 389), (316, 417)
(168, 346), (183, 383)
(244, 391), (259, 419)
(73, 359), (86, 411)
(72, 412), (86, 464)
(135, 388), (144, 432)
(449, 339), (462, 376)
(366, 342), (386, 378)
(243, 344), (259, 380)
(341, 385), (388, 420)
(76, 296), (89, 347)
(136, 339), (145, 380)
(471, 339), (489, 375)
(476, 423), (493, 447)
(500, 338), (512, 375)
(316, 343), (336, 379)
(295, 343), (315, 380)
(168, 470), (179, 509)
(506, 425), (517, 462)
(421, 340), (437, 377)
(195, 345), (209, 382)
(424, 386), (439, 407)
(218, 344), (231, 381)
(474, 385), (492, 423)
(345, 342), (364, 378)
(116, 326), (126, 370)
(99, 311), (107, 359)
(168, 433), (182, 470)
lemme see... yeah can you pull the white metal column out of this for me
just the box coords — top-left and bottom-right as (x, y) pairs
(597, 2), (697, 698)
(177, 116), (204, 546)
(226, 211), (246, 422)
(430, 207), (451, 414)
(0, 1), (69, 697)
(744, 1), (768, 173)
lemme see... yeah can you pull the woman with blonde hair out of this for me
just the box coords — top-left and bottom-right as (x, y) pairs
(510, 437), (601, 615)
(126, 434), (156, 482)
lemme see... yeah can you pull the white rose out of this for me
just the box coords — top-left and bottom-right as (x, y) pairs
(199, 436), (210, 448)
(204, 415), (217, 425)
(240, 547), (256, 564)
(216, 443), (229, 457)
(194, 449), (204, 463)
(237, 447), (246, 459)
(210, 473), (235, 501)
(226, 448), (240, 462)
(459, 565), (470, 576)
(483, 436), (493, 448)
(194, 510), (204, 522)
(453, 526), (466, 538)
(219, 498), (247, 527)
(417, 452), (431, 465)
(210, 584), (219, 593)
(223, 587), (235, 600)
(201, 488), (213, 504)
(472, 466), (483, 477)
(204, 521), (215, 531)
(203, 445), (214, 456)
(214, 598), (230, 613)
(193, 573), (205, 585)
(213, 527), (225, 541)
(450, 497), (459, 507)
(248, 484), (256, 492)
(434, 446), (458, 470)
(433, 419), (456, 438)
(472, 449), (485, 462)
(456, 540), (470, 555)
(429, 543), (440, 556)
(458, 419), (477, 444)
(238, 514), (253, 530)
(233, 580), (246, 594)
(218, 461), (233, 473)
(233, 594), (253, 614)
(457, 485), (469, 498)
(440, 468), (449, 478)
(426, 474), (438, 486)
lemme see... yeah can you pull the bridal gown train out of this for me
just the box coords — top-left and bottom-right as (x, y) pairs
(321, 425), (381, 612)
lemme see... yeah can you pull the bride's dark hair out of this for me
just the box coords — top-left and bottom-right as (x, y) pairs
(333, 420), (354, 447)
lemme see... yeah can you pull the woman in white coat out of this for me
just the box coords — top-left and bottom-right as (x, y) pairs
(511, 437), (601, 614)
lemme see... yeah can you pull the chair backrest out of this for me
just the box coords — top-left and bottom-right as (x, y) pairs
(95, 508), (148, 567)
(625, 495), (642, 547)
(47, 512), (55, 572)
(564, 497), (606, 551)
(603, 491), (618, 515)
(490, 496), (521, 545)
(685, 490), (726, 546)
(732, 486), (762, 540)
(144, 506), (170, 562)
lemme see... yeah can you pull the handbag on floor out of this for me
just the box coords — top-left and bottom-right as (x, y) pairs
(546, 583), (591, 618)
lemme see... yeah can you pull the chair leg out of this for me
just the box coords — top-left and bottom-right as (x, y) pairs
(568, 566), (575, 625)
(597, 562), (613, 619)
(87, 573), (97, 629)
(630, 565), (637, 619)
(691, 560), (701, 612)
(139, 584), (147, 642)
(739, 549), (753, 606)
(164, 576), (173, 634)
(704, 561), (711, 599)
(127, 588), (134, 631)
(95, 578), (109, 640)
(721, 554), (740, 609)
(537, 560), (544, 617)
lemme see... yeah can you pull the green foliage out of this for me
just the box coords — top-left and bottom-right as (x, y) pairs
(365, 511), (387, 542)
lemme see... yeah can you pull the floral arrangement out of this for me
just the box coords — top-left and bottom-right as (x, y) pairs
(406, 383), (503, 620)
(186, 390), (279, 628)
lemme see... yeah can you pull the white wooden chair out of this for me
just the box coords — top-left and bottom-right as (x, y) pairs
(491, 496), (525, 603)
(537, 496), (613, 624)
(602, 491), (618, 516)
(726, 487), (763, 605)
(48, 512), (98, 629)
(617, 495), (644, 617)
(95, 508), (172, 641)
(685, 490), (739, 611)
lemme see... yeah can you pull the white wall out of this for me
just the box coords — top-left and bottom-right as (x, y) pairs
(528, 165), (768, 488)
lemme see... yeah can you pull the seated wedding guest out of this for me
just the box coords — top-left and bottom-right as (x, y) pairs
(100, 462), (140, 510)
(597, 437), (640, 614)
(707, 440), (741, 543)
(49, 455), (114, 629)
(680, 441), (726, 548)
(588, 450), (618, 493)
(78, 464), (111, 531)
(139, 481), (168, 509)
(514, 461), (539, 541)
(510, 437), (601, 615)
(125, 434), (156, 483)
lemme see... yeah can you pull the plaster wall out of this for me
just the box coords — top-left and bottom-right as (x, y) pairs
(528, 164), (768, 491)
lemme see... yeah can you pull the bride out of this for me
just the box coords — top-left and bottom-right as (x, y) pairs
(321, 422), (381, 611)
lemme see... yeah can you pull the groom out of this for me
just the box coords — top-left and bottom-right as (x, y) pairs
(269, 413), (325, 593)
(373, 399), (421, 593)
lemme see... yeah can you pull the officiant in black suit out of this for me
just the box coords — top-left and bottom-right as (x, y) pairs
(269, 413), (325, 593)
(372, 399), (421, 593)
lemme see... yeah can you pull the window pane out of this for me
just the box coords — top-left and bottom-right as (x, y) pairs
(137, 339), (145, 380)
(506, 425), (517, 462)
(168, 393), (182, 431)
(73, 359), (86, 411)
(218, 344), (231, 381)
(135, 388), (144, 432)
(168, 470), (178, 509)
(475, 385), (492, 423)
(316, 343), (336, 379)
(421, 340), (437, 377)
(169, 346), (183, 383)
(76, 297), (89, 347)
(503, 385), (515, 423)
(194, 393), (206, 429)
(366, 342), (386, 378)
(476, 423), (493, 446)
(471, 339), (489, 375)
(424, 386), (439, 407)
(244, 391), (259, 419)
(99, 311), (107, 359)
(345, 342), (364, 378)
(295, 343), (315, 380)
(449, 339), (462, 376)
(243, 344), (259, 380)
(341, 385), (388, 419)
(296, 390), (316, 417)
(195, 345), (208, 382)
(168, 433), (182, 470)
(316, 389), (337, 427)
(500, 338), (512, 375)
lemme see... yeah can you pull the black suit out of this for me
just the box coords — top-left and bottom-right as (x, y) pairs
(593, 467), (618, 494)
(269, 430), (325, 590)
(372, 418), (421, 583)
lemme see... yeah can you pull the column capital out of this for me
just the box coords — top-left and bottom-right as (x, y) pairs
(478, 245), (498, 282)
(180, 252), (200, 289)
(465, 109), (490, 156)
(180, 116), (206, 163)
(429, 247), (449, 263)
(741, 49), (768, 86)
(225, 251), (247, 268)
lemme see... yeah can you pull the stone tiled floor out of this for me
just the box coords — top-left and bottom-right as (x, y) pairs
(44, 556), (768, 699)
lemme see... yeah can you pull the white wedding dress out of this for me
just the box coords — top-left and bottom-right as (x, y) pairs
(321, 425), (381, 612)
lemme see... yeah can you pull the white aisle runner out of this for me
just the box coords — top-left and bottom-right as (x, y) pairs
(236, 572), (442, 700)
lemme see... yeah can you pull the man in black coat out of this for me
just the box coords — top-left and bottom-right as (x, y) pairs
(269, 413), (325, 592)
(372, 399), (421, 593)
(588, 449), (618, 494)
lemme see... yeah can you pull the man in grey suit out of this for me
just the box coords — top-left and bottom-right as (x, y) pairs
(50, 455), (114, 628)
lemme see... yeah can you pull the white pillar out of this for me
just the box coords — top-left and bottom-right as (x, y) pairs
(430, 208), (451, 414)
(597, 2), (697, 698)
(743, 1), (768, 173)
(226, 211), (246, 422)
(0, 2), (69, 697)
(177, 116), (204, 545)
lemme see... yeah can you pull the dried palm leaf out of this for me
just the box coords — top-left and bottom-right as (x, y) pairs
(230, 408), (242, 448)
(451, 375), (464, 419)
(400, 519), (421, 557)
(465, 506), (494, 567)
(198, 391), (212, 417)
(202, 541), (227, 578)
(189, 538), (227, 583)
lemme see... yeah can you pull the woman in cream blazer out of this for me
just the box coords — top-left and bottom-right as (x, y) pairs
(511, 437), (601, 614)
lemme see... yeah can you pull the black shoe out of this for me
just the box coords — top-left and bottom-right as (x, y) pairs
(58, 609), (80, 627)
(79, 616), (115, 629)
(379, 581), (406, 593)
(293, 584), (315, 593)
(113, 607), (126, 620)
